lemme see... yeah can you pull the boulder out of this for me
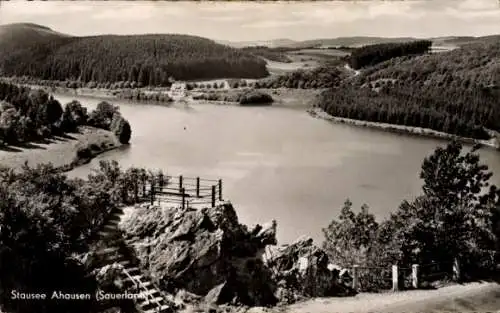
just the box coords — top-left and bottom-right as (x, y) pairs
(120, 202), (278, 307)
(266, 236), (356, 304)
(92, 263), (125, 290)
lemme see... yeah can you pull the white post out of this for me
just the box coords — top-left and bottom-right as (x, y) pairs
(412, 264), (419, 289)
(352, 265), (359, 290)
(392, 265), (399, 292)
(452, 258), (461, 282)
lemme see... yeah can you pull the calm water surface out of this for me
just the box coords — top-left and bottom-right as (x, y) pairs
(54, 94), (500, 244)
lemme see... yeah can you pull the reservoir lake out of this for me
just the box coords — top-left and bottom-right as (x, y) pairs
(54, 94), (500, 244)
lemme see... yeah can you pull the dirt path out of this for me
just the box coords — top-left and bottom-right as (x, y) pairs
(344, 63), (361, 76)
(248, 282), (500, 313)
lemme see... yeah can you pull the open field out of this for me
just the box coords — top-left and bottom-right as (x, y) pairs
(265, 48), (347, 75)
(265, 59), (314, 75)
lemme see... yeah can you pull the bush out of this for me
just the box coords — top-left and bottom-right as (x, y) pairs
(76, 146), (92, 159)
(239, 91), (274, 105)
(110, 112), (131, 144)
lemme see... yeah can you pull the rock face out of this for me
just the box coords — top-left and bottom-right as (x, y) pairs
(120, 202), (278, 307)
(266, 236), (356, 304)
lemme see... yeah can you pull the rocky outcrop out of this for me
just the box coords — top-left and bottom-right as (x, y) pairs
(266, 236), (356, 304)
(119, 202), (278, 307)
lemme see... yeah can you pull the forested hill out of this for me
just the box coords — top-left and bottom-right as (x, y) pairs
(316, 39), (500, 140)
(348, 40), (433, 69)
(0, 23), (269, 85)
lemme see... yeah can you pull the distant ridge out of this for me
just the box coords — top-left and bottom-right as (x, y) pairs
(0, 23), (269, 84)
(217, 38), (298, 48)
(4, 23), (52, 31)
(222, 35), (500, 49)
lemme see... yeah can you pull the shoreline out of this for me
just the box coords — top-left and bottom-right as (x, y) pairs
(0, 126), (122, 173)
(42, 84), (323, 110)
(309, 107), (500, 150)
(15, 81), (500, 151)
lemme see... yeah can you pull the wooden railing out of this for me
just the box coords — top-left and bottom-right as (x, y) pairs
(146, 175), (223, 208)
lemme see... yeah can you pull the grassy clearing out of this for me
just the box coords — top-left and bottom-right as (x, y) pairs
(0, 126), (121, 171)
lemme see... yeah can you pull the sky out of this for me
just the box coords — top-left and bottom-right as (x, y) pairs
(0, 0), (499, 42)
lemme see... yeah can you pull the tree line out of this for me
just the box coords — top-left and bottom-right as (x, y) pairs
(348, 40), (433, 69)
(316, 40), (500, 139)
(0, 34), (269, 86)
(0, 82), (131, 146)
(323, 141), (500, 291)
(192, 89), (273, 105)
(316, 83), (496, 139)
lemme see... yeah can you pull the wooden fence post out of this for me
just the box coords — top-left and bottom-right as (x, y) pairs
(392, 265), (399, 292)
(412, 264), (419, 289)
(134, 182), (138, 203)
(142, 177), (146, 198)
(150, 184), (155, 206)
(211, 185), (216, 207)
(181, 187), (185, 210)
(158, 172), (164, 187)
(196, 177), (200, 198)
(352, 265), (359, 290)
(452, 258), (461, 282)
(179, 175), (183, 192)
(218, 179), (223, 201)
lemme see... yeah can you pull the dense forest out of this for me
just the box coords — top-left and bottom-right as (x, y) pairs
(0, 24), (269, 86)
(0, 81), (131, 146)
(317, 40), (500, 139)
(348, 40), (433, 69)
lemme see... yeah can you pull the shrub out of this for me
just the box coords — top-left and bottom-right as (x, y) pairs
(76, 146), (92, 159)
(239, 91), (274, 105)
(110, 112), (131, 144)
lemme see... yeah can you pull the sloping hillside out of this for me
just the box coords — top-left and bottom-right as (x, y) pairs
(315, 40), (500, 140)
(0, 23), (70, 49)
(0, 23), (269, 84)
(432, 35), (500, 47)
